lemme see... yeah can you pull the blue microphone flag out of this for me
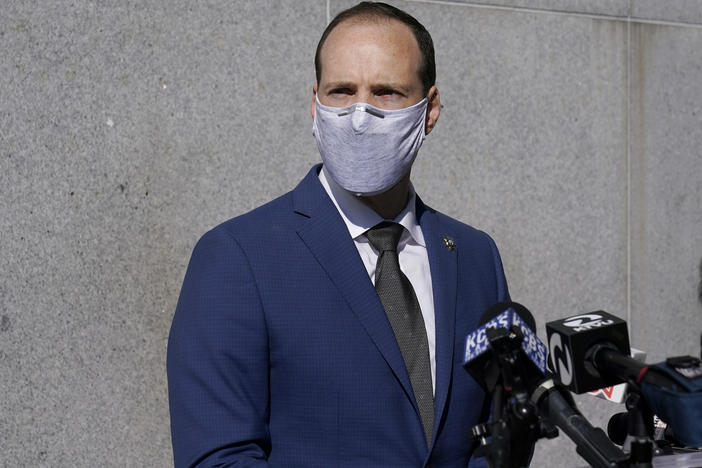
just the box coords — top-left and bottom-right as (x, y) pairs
(464, 306), (547, 374)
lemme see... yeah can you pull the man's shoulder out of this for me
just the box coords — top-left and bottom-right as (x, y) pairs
(186, 190), (303, 270)
(205, 190), (296, 249)
(200, 165), (325, 247)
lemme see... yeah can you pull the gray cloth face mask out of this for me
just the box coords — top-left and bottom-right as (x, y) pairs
(312, 95), (428, 196)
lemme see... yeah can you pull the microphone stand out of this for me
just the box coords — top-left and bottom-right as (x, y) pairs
(621, 389), (655, 468)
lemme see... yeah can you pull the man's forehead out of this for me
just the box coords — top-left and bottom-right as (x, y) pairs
(320, 18), (419, 58)
(318, 18), (422, 80)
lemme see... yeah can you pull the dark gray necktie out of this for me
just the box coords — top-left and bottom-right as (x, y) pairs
(366, 221), (434, 447)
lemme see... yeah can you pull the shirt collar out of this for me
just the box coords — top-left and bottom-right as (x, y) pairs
(319, 165), (426, 247)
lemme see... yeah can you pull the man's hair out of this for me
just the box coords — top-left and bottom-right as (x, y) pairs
(314, 2), (436, 95)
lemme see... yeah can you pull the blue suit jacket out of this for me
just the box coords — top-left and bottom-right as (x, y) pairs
(167, 165), (510, 467)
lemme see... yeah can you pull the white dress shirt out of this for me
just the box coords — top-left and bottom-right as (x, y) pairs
(319, 166), (436, 392)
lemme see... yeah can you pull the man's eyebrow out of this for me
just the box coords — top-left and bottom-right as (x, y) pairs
(322, 82), (413, 93)
(371, 83), (411, 93)
(322, 81), (356, 90)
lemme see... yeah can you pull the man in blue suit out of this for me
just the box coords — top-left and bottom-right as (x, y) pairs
(167, 2), (510, 467)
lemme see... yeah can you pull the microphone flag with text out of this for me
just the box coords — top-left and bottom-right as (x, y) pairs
(546, 311), (702, 447)
(463, 301), (547, 391)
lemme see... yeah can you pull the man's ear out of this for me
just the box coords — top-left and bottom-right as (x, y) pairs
(310, 83), (318, 119)
(425, 85), (441, 135)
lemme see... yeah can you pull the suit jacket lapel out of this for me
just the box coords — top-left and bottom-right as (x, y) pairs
(291, 166), (418, 406)
(416, 198), (458, 443)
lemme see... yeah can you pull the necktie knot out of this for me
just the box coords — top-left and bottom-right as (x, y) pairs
(366, 221), (404, 253)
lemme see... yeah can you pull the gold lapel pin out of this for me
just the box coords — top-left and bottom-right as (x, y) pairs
(442, 236), (456, 251)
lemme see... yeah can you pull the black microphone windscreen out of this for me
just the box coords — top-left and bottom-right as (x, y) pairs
(480, 301), (536, 331)
(545, 311), (630, 393)
(606, 412), (628, 445)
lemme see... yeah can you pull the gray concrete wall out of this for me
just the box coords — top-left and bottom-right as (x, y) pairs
(1, 0), (700, 466)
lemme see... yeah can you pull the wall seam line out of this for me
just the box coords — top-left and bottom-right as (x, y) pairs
(626, 0), (633, 337)
(401, 0), (702, 29)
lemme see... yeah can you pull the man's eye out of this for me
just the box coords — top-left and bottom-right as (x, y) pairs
(376, 89), (400, 97)
(331, 88), (353, 95)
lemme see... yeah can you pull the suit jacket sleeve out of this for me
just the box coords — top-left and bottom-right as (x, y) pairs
(167, 227), (271, 467)
(488, 231), (510, 305)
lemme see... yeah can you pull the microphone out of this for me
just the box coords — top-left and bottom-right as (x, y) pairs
(545, 311), (631, 393)
(546, 311), (702, 447)
(638, 357), (702, 447)
(530, 378), (628, 468)
(463, 302), (548, 468)
(607, 412), (630, 446)
(464, 302), (627, 468)
(463, 302), (547, 392)
(587, 348), (647, 404)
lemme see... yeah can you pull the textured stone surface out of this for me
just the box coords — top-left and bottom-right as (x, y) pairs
(432, 0), (629, 17)
(2, 0), (702, 466)
(632, 0), (702, 25)
(629, 22), (702, 362)
(0, 1), (324, 466)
